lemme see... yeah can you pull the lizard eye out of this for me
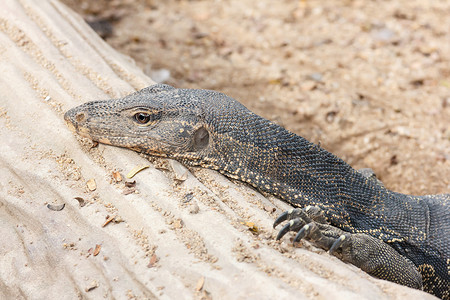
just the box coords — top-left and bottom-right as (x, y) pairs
(134, 112), (151, 124)
(132, 111), (162, 125)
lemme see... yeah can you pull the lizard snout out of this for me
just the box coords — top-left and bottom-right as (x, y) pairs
(74, 111), (87, 123)
(64, 107), (91, 138)
(64, 106), (88, 126)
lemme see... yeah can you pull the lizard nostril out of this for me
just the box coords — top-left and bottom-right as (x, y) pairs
(75, 112), (86, 123)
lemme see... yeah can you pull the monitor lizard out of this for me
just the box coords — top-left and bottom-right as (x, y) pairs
(64, 84), (449, 299)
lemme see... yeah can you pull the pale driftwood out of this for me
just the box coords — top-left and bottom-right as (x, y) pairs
(0, 0), (436, 299)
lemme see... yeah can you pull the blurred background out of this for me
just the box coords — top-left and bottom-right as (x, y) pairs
(62, 0), (450, 195)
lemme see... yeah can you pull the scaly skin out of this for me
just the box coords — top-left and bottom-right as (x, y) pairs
(65, 84), (449, 299)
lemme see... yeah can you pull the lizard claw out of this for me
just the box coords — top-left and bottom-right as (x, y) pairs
(273, 208), (309, 228)
(276, 219), (305, 240)
(329, 235), (347, 255)
(275, 207), (322, 241)
(273, 209), (292, 228)
(293, 222), (315, 243)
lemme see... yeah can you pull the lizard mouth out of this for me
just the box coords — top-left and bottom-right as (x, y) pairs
(64, 105), (187, 156)
(64, 108), (115, 145)
(65, 116), (171, 153)
(65, 119), (77, 133)
(65, 117), (94, 139)
(75, 126), (92, 139)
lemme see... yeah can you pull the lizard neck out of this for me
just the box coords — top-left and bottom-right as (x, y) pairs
(202, 111), (389, 230)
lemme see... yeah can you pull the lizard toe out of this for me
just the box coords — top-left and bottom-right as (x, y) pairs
(276, 219), (306, 240)
(293, 222), (316, 243)
(329, 234), (347, 255)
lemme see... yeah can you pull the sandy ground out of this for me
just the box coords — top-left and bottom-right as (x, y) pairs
(62, 0), (449, 196)
(0, 0), (447, 299)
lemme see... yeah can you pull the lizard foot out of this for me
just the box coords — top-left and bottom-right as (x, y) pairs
(273, 206), (423, 290)
(274, 206), (343, 251)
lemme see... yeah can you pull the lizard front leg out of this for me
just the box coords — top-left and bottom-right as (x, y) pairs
(274, 207), (423, 290)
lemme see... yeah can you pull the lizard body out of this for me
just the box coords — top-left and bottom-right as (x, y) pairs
(65, 84), (449, 298)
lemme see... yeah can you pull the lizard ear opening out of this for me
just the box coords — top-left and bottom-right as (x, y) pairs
(192, 127), (209, 151)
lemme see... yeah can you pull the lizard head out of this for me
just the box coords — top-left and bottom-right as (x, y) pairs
(64, 84), (243, 165)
